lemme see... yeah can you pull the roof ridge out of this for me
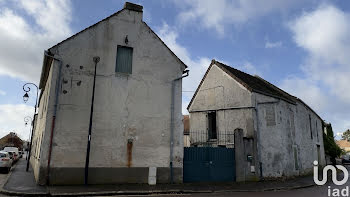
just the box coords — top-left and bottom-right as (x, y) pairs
(187, 61), (215, 110)
(213, 60), (296, 104)
(213, 60), (253, 91)
(213, 59), (254, 78)
(49, 9), (126, 50)
(215, 60), (294, 100)
(254, 75), (323, 120)
(253, 75), (297, 100)
(47, 8), (187, 69)
(142, 22), (187, 69)
(188, 60), (323, 121)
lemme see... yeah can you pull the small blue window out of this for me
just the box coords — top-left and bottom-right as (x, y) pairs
(116, 46), (133, 74)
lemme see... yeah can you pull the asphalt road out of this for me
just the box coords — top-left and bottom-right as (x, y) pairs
(113, 166), (350, 197)
(111, 185), (344, 197)
(0, 156), (348, 197)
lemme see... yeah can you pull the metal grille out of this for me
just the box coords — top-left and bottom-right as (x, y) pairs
(184, 130), (235, 148)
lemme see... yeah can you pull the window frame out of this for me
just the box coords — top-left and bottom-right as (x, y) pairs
(115, 45), (133, 74)
(309, 114), (313, 139)
(208, 111), (217, 140)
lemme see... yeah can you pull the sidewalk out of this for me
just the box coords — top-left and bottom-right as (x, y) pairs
(1, 159), (316, 196)
(48, 177), (316, 196)
(2, 158), (47, 195)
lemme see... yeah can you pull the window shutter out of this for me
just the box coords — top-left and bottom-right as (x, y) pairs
(116, 46), (133, 74)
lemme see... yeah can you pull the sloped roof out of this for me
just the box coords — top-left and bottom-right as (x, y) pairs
(215, 60), (297, 104)
(187, 60), (324, 122)
(39, 2), (187, 89)
(336, 140), (350, 148)
(187, 60), (297, 110)
(0, 132), (23, 148)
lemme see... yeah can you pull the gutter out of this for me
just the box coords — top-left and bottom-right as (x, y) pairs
(189, 106), (255, 113)
(170, 69), (189, 184)
(44, 50), (63, 185)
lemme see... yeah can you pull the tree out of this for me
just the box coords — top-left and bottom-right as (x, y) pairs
(4, 132), (23, 149)
(342, 129), (350, 141)
(323, 123), (342, 164)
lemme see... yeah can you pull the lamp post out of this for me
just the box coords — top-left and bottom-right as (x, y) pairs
(24, 116), (33, 161)
(84, 56), (100, 185)
(22, 83), (39, 172)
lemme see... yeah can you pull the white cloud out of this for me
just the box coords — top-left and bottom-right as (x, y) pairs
(283, 4), (350, 134)
(157, 22), (211, 114)
(280, 77), (328, 113)
(289, 5), (350, 65)
(288, 4), (350, 102)
(0, 89), (5, 96)
(174, 0), (303, 36)
(0, 104), (34, 140)
(0, 0), (72, 83)
(265, 41), (282, 48)
(157, 23), (266, 114)
(237, 62), (262, 76)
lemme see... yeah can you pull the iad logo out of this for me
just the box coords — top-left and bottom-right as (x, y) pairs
(313, 160), (348, 185)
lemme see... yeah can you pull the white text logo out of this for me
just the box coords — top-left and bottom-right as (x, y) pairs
(313, 160), (348, 186)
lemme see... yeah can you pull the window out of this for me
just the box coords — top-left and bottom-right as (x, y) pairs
(208, 111), (217, 140)
(293, 146), (299, 170)
(116, 46), (133, 74)
(309, 114), (313, 139)
(265, 105), (276, 126)
(316, 121), (319, 141)
(317, 145), (321, 163)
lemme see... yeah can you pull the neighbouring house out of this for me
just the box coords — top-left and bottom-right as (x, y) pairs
(183, 115), (190, 147)
(0, 132), (23, 150)
(336, 140), (350, 152)
(31, 2), (187, 185)
(186, 60), (326, 182)
(22, 140), (29, 151)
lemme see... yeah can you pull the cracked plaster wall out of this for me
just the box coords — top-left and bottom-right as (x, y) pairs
(33, 8), (185, 183)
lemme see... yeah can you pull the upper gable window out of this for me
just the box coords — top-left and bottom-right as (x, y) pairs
(116, 46), (133, 74)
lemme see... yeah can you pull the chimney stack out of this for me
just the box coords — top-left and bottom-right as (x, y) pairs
(124, 2), (143, 12)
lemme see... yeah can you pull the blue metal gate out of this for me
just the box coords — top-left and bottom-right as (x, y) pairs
(183, 147), (235, 182)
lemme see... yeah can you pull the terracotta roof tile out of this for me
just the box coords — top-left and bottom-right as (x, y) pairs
(336, 140), (350, 148)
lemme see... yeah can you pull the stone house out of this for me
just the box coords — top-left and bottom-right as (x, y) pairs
(336, 140), (350, 152)
(31, 2), (187, 185)
(0, 132), (23, 150)
(187, 60), (326, 182)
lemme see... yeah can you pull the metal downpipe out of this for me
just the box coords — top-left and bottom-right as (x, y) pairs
(44, 51), (62, 185)
(170, 70), (189, 183)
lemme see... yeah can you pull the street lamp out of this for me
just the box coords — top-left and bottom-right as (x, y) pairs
(22, 83), (39, 172)
(23, 93), (29, 103)
(24, 116), (33, 161)
(84, 56), (100, 185)
(23, 83), (39, 113)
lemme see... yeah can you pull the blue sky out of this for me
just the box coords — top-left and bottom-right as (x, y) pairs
(0, 0), (349, 140)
